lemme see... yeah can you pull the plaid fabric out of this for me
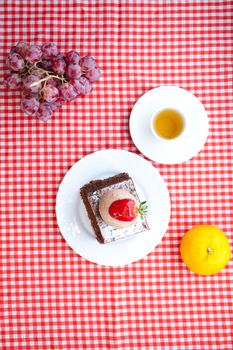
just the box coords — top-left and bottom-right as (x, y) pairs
(1, 1), (232, 349)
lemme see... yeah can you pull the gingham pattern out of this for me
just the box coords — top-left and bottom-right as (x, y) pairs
(1, 1), (233, 349)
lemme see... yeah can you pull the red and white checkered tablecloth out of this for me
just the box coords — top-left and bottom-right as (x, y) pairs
(1, 1), (233, 349)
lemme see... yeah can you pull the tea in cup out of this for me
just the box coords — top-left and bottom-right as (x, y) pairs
(151, 108), (185, 140)
(150, 108), (186, 141)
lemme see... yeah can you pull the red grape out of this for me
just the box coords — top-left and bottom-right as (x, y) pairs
(4, 73), (21, 89)
(58, 83), (78, 102)
(21, 90), (39, 100)
(25, 45), (42, 63)
(39, 60), (53, 71)
(79, 56), (95, 72)
(41, 86), (59, 102)
(52, 56), (66, 75)
(85, 67), (101, 83)
(7, 53), (25, 72)
(15, 41), (29, 58)
(36, 102), (53, 121)
(42, 42), (58, 59)
(71, 76), (91, 95)
(66, 63), (81, 79)
(66, 51), (80, 64)
(21, 97), (40, 115)
(49, 100), (63, 111)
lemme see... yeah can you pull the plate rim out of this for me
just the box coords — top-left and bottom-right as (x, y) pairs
(56, 149), (171, 266)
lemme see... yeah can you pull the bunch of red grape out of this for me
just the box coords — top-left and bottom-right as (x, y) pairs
(4, 41), (101, 121)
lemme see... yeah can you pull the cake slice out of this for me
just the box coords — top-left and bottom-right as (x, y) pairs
(80, 172), (149, 243)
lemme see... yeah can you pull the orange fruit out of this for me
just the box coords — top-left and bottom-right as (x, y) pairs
(180, 225), (231, 276)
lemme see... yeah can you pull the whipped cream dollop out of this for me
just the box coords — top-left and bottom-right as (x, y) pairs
(99, 189), (139, 229)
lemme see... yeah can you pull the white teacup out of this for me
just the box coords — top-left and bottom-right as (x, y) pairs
(150, 107), (188, 142)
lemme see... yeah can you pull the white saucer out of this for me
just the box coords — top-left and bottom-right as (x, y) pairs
(56, 150), (170, 267)
(129, 86), (209, 164)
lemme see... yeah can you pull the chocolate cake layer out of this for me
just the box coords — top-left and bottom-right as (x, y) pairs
(80, 173), (149, 244)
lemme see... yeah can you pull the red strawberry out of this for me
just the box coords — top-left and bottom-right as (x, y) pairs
(109, 198), (148, 222)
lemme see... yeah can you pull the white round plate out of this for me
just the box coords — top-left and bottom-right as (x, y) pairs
(56, 150), (170, 266)
(129, 86), (209, 164)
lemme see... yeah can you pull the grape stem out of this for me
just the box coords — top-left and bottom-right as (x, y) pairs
(34, 62), (55, 76)
(30, 75), (66, 88)
(26, 61), (67, 87)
